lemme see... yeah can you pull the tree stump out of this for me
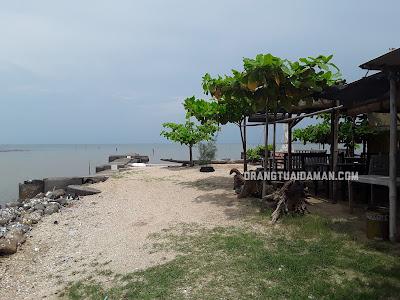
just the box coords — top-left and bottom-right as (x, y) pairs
(262, 180), (309, 223)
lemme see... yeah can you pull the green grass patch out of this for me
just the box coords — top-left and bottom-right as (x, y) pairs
(62, 215), (400, 299)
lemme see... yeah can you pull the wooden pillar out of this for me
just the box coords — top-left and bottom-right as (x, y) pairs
(273, 112), (277, 171)
(243, 118), (248, 172)
(389, 73), (398, 242)
(262, 110), (269, 197)
(330, 104), (339, 203)
(288, 118), (293, 173)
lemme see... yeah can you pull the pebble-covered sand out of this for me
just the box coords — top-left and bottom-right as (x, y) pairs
(0, 164), (254, 299)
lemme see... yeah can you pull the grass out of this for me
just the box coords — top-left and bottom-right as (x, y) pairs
(62, 215), (400, 300)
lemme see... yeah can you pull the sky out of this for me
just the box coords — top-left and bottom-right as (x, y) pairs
(0, 0), (399, 144)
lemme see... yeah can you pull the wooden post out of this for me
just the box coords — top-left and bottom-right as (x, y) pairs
(273, 111), (277, 171)
(348, 181), (353, 213)
(288, 118), (293, 173)
(330, 103), (339, 203)
(262, 108), (269, 197)
(243, 118), (248, 172)
(389, 73), (398, 242)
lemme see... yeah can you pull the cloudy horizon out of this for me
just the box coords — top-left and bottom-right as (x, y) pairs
(1, 0), (399, 144)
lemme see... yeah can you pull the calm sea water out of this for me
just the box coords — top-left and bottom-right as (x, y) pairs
(0, 143), (249, 204)
(0, 143), (327, 205)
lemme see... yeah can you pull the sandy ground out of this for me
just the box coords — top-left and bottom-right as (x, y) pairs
(0, 164), (257, 299)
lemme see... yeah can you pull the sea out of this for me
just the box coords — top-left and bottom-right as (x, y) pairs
(0, 143), (327, 205)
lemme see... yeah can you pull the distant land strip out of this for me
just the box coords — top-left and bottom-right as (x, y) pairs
(0, 149), (30, 152)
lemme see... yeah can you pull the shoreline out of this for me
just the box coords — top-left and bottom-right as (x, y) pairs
(0, 163), (248, 299)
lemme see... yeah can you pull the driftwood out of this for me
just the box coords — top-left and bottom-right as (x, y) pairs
(263, 180), (309, 223)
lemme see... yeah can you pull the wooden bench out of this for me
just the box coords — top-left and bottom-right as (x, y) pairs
(348, 154), (400, 213)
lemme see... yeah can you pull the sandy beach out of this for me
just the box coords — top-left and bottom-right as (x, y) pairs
(0, 164), (255, 299)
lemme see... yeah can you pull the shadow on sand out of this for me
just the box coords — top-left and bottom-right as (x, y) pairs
(177, 176), (233, 192)
(193, 192), (259, 220)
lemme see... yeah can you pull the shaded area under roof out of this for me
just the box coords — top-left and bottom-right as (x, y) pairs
(325, 72), (391, 114)
(360, 48), (400, 70)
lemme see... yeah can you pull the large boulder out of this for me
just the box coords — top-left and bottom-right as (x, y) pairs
(19, 180), (44, 200)
(43, 177), (83, 192)
(5, 227), (26, 245)
(66, 185), (101, 196)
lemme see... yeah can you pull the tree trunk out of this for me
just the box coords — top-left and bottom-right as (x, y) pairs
(238, 121), (248, 172)
(189, 145), (194, 167)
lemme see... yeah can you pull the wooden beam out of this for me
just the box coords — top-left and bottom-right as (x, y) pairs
(389, 74), (398, 242)
(273, 111), (277, 170)
(330, 102), (339, 203)
(246, 105), (343, 126)
(288, 116), (293, 172)
(243, 118), (248, 172)
(262, 101), (269, 197)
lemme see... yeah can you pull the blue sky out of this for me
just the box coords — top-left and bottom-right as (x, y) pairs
(0, 0), (399, 144)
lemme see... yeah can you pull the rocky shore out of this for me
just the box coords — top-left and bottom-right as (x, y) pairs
(0, 163), (247, 299)
(0, 153), (149, 257)
(0, 187), (97, 255)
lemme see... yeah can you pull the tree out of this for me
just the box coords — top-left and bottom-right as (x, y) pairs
(293, 114), (376, 155)
(160, 119), (219, 166)
(185, 54), (341, 172)
(184, 94), (252, 170)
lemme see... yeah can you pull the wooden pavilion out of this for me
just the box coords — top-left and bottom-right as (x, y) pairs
(246, 49), (399, 241)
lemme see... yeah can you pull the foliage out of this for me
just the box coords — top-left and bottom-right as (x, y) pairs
(160, 119), (219, 148)
(185, 54), (341, 170)
(247, 145), (273, 161)
(293, 114), (376, 149)
(293, 114), (331, 146)
(197, 139), (217, 165)
(202, 54), (341, 112)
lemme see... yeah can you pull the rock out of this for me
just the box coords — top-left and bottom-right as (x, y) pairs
(0, 237), (18, 255)
(22, 211), (42, 225)
(33, 203), (46, 211)
(5, 201), (22, 208)
(83, 176), (108, 184)
(0, 227), (6, 238)
(200, 166), (215, 172)
(44, 177), (83, 192)
(5, 227), (26, 245)
(45, 189), (65, 199)
(35, 192), (45, 199)
(44, 203), (60, 215)
(7, 223), (31, 234)
(51, 197), (69, 206)
(66, 185), (101, 196)
(0, 209), (16, 226)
